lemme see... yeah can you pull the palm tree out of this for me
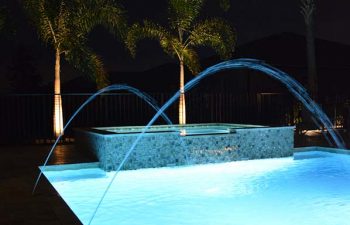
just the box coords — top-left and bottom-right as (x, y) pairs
(24, 0), (126, 137)
(300, 0), (317, 100)
(127, 0), (236, 125)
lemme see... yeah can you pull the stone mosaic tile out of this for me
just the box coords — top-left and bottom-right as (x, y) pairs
(75, 125), (294, 171)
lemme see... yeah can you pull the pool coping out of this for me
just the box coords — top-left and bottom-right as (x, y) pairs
(40, 162), (100, 172)
(40, 146), (349, 172)
(75, 123), (268, 136)
(75, 125), (294, 137)
(293, 146), (350, 155)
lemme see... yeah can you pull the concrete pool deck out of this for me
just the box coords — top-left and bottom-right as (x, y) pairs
(0, 144), (96, 225)
(0, 132), (349, 225)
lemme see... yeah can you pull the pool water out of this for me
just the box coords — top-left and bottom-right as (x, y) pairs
(43, 152), (350, 225)
(97, 123), (263, 134)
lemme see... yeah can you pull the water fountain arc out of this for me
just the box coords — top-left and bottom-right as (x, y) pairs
(88, 58), (346, 225)
(33, 84), (176, 193)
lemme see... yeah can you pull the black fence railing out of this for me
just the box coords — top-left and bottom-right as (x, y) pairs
(0, 92), (345, 144)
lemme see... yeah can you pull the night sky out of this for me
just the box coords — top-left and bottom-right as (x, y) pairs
(1, 0), (350, 91)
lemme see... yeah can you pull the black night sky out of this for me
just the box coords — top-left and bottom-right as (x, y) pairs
(1, 0), (350, 91)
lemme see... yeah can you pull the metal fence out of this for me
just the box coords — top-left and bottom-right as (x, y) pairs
(0, 92), (323, 144)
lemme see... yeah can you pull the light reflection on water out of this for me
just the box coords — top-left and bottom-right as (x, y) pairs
(43, 153), (350, 225)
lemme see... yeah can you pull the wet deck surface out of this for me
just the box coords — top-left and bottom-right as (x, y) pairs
(0, 132), (349, 225)
(0, 144), (96, 225)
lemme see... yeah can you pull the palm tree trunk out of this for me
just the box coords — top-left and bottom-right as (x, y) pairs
(301, 0), (317, 100)
(306, 19), (317, 100)
(53, 48), (64, 137)
(179, 60), (186, 125)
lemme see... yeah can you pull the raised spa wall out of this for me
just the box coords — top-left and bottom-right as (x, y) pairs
(75, 124), (294, 171)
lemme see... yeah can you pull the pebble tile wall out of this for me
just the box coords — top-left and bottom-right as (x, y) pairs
(76, 125), (294, 171)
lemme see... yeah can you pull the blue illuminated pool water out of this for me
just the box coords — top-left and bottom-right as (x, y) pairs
(43, 151), (350, 225)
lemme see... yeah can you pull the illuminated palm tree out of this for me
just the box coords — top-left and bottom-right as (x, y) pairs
(24, 0), (126, 137)
(127, 0), (236, 125)
(300, 0), (317, 100)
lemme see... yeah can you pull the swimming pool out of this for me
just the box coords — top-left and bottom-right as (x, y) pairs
(42, 149), (350, 225)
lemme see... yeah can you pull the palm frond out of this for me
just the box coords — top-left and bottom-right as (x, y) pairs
(24, 0), (55, 45)
(182, 47), (200, 74)
(125, 23), (142, 57)
(73, 0), (127, 39)
(93, 0), (127, 39)
(126, 20), (175, 57)
(169, 37), (185, 59)
(188, 18), (236, 59)
(219, 0), (230, 12)
(300, 0), (315, 25)
(168, 0), (204, 31)
(38, 0), (56, 44)
(55, 1), (70, 45)
(65, 45), (109, 89)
